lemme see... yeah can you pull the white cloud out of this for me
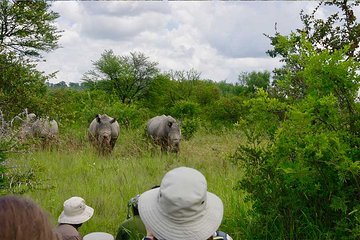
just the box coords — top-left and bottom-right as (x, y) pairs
(36, 1), (332, 84)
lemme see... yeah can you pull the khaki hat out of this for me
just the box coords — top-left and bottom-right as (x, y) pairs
(58, 196), (94, 224)
(138, 167), (224, 240)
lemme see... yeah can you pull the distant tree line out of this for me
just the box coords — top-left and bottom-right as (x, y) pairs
(46, 81), (85, 90)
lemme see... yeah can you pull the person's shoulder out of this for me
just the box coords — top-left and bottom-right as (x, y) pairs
(55, 224), (82, 240)
(56, 224), (77, 231)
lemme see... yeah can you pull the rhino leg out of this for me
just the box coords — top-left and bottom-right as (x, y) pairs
(88, 132), (97, 148)
(160, 138), (169, 152)
(110, 137), (117, 150)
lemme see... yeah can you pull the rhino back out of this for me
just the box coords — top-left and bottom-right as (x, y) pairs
(147, 115), (177, 138)
(147, 115), (166, 138)
(32, 118), (58, 138)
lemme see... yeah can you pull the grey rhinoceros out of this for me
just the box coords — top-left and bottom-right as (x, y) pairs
(18, 113), (59, 143)
(18, 113), (37, 141)
(32, 117), (58, 139)
(146, 115), (181, 153)
(88, 114), (120, 154)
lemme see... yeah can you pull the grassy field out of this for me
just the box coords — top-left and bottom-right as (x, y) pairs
(7, 127), (249, 239)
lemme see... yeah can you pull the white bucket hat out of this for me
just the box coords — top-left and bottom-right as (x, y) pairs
(58, 196), (94, 224)
(83, 232), (114, 240)
(138, 167), (224, 240)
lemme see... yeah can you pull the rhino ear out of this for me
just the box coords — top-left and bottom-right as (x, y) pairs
(168, 121), (173, 128)
(96, 114), (101, 123)
(110, 118), (116, 124)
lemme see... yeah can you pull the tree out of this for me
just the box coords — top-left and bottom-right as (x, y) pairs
(141, 74), (175, 114)
(266, 1), (359, 101)
(0, 52), (49, 117)
(164, 68), (203, 102)
(167, 68), (201, 82)
(234, 1), (360, 238)
(0, 0), (61, 60)
(234, 45), (360, 239)
(0, 0), (61, 117)
(68, 82), (84, 90)
(216, 80), (245, 96)
(191, 80), (221, 106)
(53, 81), (67, 88)
(238, 71), (271, 95)
(83, 50), (159, 104)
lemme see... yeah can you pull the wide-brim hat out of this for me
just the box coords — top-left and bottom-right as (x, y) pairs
(58, 196), (94, 224)
(83, 232), (114, 240)
(138, 167), (224, 240)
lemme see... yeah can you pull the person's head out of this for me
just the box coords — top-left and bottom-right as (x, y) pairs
(58, 196), (94, 226)
(138, 167), (224, 240)
(0, 195), (56, 240)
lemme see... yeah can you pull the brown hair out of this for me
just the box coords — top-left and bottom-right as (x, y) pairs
(0, 195), (57, 240)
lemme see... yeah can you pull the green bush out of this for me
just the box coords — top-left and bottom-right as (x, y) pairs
(232, 44), (360, 239)
(180, 118), (199, 140)
(44, 89), (151, 130)
(206, 96), (245, 127)
(170, 100), (199, 119)
(169, 101), (201, 140)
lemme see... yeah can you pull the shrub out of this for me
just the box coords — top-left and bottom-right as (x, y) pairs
(206, 96), (245, 127)
(180, 118), (199, 140)
(232, 45), (360, 239)
(170, 100), (199, 119)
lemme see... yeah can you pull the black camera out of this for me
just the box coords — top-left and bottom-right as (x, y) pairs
(126, 186), (159, 219)
(127, 194), (140, 219)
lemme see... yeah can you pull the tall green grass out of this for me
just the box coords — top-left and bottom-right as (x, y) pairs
(8, 128), (248, 239)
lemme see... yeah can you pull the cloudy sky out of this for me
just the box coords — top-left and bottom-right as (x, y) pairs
(37, 1), (328, 84)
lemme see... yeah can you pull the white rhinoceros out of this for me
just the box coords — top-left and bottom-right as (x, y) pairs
(88, 114), (120, 154)
(146, 115), (181, 153)
(19, 113), (58, 142)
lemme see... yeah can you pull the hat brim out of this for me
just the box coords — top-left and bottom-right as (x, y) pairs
(83, 232), (114, 240)
(58, 205), (94, 224)
(138, 188), (223, 240)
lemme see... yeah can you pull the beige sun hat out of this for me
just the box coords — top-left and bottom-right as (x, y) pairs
(58, 196), (94, 224)
(138, 167), (224, 240)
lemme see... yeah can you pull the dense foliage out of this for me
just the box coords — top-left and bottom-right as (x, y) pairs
(0, 0), (60, 118)
(0, 53), (49, 116)
(233, 1), (360, 239)
(83, 50), (160, 104)
(0, 0), (61, 59)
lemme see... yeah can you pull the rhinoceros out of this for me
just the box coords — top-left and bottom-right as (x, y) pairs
(18, 113), (58, 142)
(18, 113), (37, 140)
(32, 117), (58, 139)
(146, 115), (181, 153)
(88, 114), (120, 154)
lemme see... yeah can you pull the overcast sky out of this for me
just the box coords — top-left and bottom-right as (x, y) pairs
(37, 1), (329, 84)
